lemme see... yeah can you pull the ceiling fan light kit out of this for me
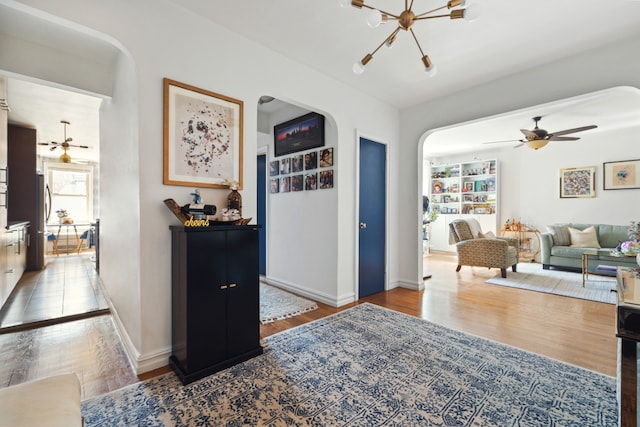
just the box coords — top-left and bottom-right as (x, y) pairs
(343, 0), (478, 74)
(482, 116), (598, 150)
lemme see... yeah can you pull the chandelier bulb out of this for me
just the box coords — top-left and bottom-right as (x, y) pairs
(366, 9), (382, 28)
(353, 61), (366, 75)
(385, 34), (397, 49)
(422, 55), (437, 77)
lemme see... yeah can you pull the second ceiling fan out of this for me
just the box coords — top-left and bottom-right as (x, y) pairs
(483, 116), (598, 150)
(38, 120), (91, 163)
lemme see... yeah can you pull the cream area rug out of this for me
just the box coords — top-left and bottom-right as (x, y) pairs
(486, 262), (617, 304)
(260, 282), (318, 324)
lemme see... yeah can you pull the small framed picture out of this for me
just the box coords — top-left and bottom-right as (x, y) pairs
(291, 174), (303, 191)
(319, 170), (334, 189)
(269, 178), (279, 193)
(280, 176), (291, 193)
(269, 160), (279, 176)
(603, 159), (640, 190)
(305, 151), (318, 170)
(280, 158), (290, 175)
(319, 148), (333, 167)
(464, 182), (474, 192)
(291, 154), (304, 173)
(305, 172), (317, 190)
(560, 166), (596, 198)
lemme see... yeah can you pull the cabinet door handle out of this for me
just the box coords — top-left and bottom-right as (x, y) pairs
(220, 285), (228, 289)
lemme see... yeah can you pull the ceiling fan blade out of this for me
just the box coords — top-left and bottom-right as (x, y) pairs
(548, 125), (597, 137)
(481, 139), (522, 145)
(549, 136), (580, 141)
(513, 142), (525, 148)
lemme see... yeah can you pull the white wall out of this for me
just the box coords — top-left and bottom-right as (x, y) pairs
(263, 104), (340, 305)
(400, 35), (640, 285)
(3, 0), (399, 373)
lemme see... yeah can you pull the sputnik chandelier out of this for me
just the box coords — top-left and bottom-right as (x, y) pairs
(340, 0), (480, 75)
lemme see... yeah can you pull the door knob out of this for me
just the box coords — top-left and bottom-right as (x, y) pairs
(359, 222), (367, 229)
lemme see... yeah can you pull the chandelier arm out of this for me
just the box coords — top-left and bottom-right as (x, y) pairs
(409, 28), (427, 58)
(414, 5), (449, 19)
(414, 13), (453, 21)
(360, 4), (400, 20)
(370, 26), (402, 57)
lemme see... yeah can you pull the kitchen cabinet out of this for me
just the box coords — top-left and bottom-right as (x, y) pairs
(169, 225), (263, 385)
(0, 222), (28, 309)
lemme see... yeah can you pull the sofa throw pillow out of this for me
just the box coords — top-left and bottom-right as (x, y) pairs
(547, 224), (571, 246)
(568, 226), (601, 248)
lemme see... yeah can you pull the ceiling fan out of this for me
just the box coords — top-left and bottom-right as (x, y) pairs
(38, 120), (91, 163)
(483, 116), (598, 150)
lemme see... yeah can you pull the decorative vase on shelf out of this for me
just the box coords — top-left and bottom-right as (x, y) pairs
(228, 189), (242, 216)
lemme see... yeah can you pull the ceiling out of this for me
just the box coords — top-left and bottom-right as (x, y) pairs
(169, 0), (640, 108)
(2, 0), (640, 161)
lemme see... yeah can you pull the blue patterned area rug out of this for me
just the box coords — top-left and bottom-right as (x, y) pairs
(81, 303), (617, 426)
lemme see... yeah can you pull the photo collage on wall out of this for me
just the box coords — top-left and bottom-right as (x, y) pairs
(270, 148), (334, 193)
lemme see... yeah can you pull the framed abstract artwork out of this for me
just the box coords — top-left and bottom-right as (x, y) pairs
(559, 166), (596, 198)
(603, 159), (640, 190)
(163, 78), (243, 189)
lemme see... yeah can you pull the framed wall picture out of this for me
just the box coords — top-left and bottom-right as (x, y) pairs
(163, 78), (243, 189)
(274, 112), (325, 157)
(319, 148), (333, 167)
(560, 166), (596, 198)
(269, 160), (279, 176)
(305, 151), (318, 170)
(319, 170), (333, 189)
(603, 159), (640, 190)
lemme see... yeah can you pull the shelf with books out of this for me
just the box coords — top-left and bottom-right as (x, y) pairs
(428, 159), (498, 251)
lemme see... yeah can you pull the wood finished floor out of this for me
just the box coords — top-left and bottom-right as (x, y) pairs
(0, 252), (109, 332)
(0, 253), (618, 400)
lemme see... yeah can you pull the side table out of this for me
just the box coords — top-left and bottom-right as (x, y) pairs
(616, 267), (640, 427)
(499, 227), (540, 262)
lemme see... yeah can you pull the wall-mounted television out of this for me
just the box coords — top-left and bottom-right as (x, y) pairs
(274, 112), (325, 157)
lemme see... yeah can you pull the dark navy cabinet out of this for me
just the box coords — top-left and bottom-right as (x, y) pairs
(169, 225), (262, 385)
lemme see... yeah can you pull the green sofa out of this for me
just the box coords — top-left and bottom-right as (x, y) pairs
(541, 223), (638, 272)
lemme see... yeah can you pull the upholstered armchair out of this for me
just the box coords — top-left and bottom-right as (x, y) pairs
(449, 218), (519, 278)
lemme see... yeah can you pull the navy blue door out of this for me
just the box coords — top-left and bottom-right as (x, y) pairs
(257, 154), (267, 275)
(358, 138), (386, 298)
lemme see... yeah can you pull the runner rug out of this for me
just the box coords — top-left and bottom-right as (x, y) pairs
(81, 303), (617, 426)
(486, 262), (617, 304)
(260, 283), (318, 324)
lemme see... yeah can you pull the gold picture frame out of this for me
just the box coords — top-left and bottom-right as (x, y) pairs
(163, 78), (243, 189)
(559, 166), (596, 198)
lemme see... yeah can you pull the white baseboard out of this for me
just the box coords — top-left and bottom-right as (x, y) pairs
(395, 279), (424, 291)
(263, 276), (355, 307)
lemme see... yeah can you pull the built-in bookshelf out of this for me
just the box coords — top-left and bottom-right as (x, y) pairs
(428, 159), (498, 252)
